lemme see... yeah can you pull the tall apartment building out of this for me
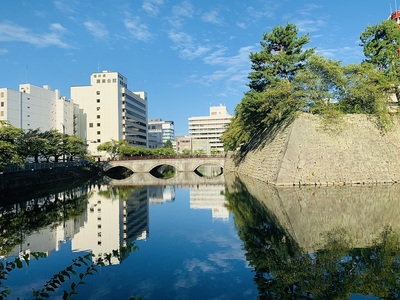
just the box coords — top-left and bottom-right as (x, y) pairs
(188, 104), (231, 153)
(148, 118), (175, 148)
(0, 84), (74, 134)
(71, 71), (148, 158)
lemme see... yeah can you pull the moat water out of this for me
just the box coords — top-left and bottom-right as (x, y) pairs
(1, 172), (399, 299)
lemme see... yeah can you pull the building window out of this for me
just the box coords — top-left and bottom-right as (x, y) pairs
(0, 111), (3, 116)
(97, 99), (100, 103)
(97, 107), (100, 111)
(113, 79), (116, 83)
(97, 79), (100, 83)
(107, 79), (111, 83)
(97, 139), (101, 143)
(89, 123), (93, 127)
(97, 123), (100, 127)
(97, 131), (101, 135)
(0, 102), (3, 107)
(102, 79), (105, 83)
(0, 92), (3, 98)
(97, 115), (100, 119)
(96, 91), (100, 95)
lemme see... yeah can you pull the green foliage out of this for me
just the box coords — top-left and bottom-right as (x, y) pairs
(163, 139), (173, 149)
(223, 23), (314, 150)
(360, 20), (400, 75)
(65, 136), (86, 160)
(0, 252), (47, 298)
(248, 23), (314, 92)
(225, 177), (400, 299)
(181, 149), (192, 156)
(0, 121), (25, 169)
(99, 139), (176, 159)
(1, 245), (139, 299)
(223, 19), (400, 151)
(97, 139), (128, 159)
(0, 122), (89, 168)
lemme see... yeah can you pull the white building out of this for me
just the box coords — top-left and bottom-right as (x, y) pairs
(71, 71), (148, 158)
(0, 84), (74, 134)
(188, 105), (231, 153)
(148, 118), (175, 148)
(190, 185), (229, 220)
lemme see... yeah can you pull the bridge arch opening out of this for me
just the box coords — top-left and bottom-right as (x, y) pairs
(194, 164), (223, 178)
(104, 166), (134, 180)
(149, 164), (177, 179)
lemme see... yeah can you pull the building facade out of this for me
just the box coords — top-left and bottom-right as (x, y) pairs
(71, 71), (148, 158)
(148, 118), (175, 148)
(188, 105), (231, 153)
(0, 84), (74, 134)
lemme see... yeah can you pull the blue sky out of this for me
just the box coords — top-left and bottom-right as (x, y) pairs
(0, 1), (394, 135)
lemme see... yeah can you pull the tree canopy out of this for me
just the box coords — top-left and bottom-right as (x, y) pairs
(222, 20), (400, 151)
(0, 122), (87, 169)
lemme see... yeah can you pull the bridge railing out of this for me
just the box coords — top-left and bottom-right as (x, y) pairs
(110, 154), (226, 161)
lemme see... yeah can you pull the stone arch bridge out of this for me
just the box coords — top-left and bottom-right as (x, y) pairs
(102, 155), (226, 174)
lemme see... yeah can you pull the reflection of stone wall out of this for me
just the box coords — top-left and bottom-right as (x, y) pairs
(226, 173), (400, 252)
(225, 113), (400, 185)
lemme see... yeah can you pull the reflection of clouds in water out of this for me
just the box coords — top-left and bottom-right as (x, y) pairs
(173, 232), (248, 290)
(134, 279), (159, 298)
(185, 258), (216, 273)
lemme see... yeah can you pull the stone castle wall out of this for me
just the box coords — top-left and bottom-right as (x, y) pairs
(225, 173), (400, 252)
(225, 113), (400, 185)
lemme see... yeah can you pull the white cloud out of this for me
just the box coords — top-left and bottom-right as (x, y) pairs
(317, 46), (364, 64)
(246, 1), (278, 20)
(298, 3), (322, 16)
(142, 0), (165, 16)
(83, 20), (109, 39)
(50, 23), (67, 33)
(124, 17), (153, 42)
(236, 22), (247, 29)
(53, 0), (76, 14)
(168, 31), (210, 60)
(0, 21), (70, 48)
(202, 46), (255, 82)
(0, 48), (8, 55)
(168, 1), (194, 29)
(172, 1), (194, 18)
(295, 19), (326, 33)
(201, 10), (223, 25)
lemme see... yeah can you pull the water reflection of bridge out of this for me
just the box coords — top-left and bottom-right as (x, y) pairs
(103, 155), (225, 173)
(225, 173), (400, 252)
(106, 172), (225, 186)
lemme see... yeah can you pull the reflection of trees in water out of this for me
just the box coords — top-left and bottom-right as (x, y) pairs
(225, 177), (400, 299)
(97, 185), (144, 202)
(0, 183), (96, 256)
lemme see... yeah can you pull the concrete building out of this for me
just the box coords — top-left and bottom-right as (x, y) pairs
(148, 118), (175, 148)
(190, 185), (229, 220)
(72, 185), (149, 264)
(175, 136), (210, 154)
(71, 71), (148, 158)
(188, 104), (231, 154)
(0, 84), (74, 134)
